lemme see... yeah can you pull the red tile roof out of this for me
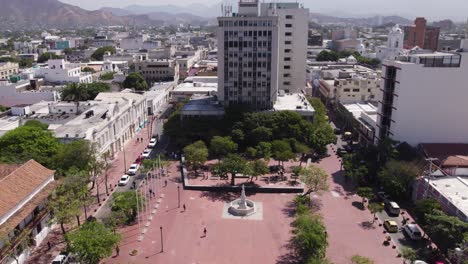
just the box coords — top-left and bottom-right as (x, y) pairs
(0, 160), (55, 219)
(420, 143), (468, 164)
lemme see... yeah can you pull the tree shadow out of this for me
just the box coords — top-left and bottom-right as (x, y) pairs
(276, 240), (302, 264)
(199, 191), (237, 202)
(358, 221), (377, 230)
(331, 170), (356, 193)
(282, 201), (296, 218)
(351, 201), (365, 211)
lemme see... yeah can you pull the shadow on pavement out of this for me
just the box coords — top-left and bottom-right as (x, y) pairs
(358, 221), (377, 230)
(351, 201), (366, 211)
(276, 240), (302, 264)
(199, 191), (237, 202)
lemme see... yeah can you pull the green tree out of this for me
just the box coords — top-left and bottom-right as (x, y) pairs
(356, 187), (373, 204)
(271, 139), (295, 165)
(61, 83), (89, 114)
(378, 160), (420, 200)
(299, 164), (329, 196)
(367, 202), (384, 223)
(213, 154), (250, 186)
(249, 159), (269, 181)
(0, 125), (60, 167)
(110, 191), (143, 224)
(82, 67), (96, 73)
(37, 52), (62, 63)
(316, 50), (339, 61)
(18, 58), (33, 68)
(90, 46), (116, 61)
(308, 97), (336, 155)
(24, 120), (48, 130)
(122, 72), (148, 91)
(183, 140), (208, 172)
(53, 140), (94, 176)
(414, 198), (442, 225)
(291, 213), (328, 262)
(424, 210), (468, 253)
(63, 48), (73, 55)
(351, 255), (374, 264)
(245, 147), (257, 159)
(86, 82), (110, 99)
(209, 136), (238, 159)
(400, 247), (417, 263)
(66, 221), (121, 264)
(100, 72), (115, 81)
(255, 142), (272, 159)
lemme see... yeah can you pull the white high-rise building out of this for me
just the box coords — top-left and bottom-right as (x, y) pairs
(376, 40), (468, 146)
(217, 0), (309, 110)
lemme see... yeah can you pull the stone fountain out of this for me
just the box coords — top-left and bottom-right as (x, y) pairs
(228, 185), (256, 216)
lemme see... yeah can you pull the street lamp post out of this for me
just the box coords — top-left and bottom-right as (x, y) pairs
(177, 185), (180, 208)
(123, 148), (127, 173)
(160, 226), (164, 252)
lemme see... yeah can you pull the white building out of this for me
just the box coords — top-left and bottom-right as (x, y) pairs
(102, 60), (128, 73)
(35, 60), (92, 84)
(376, 25), (406, 61)
(0, 80), (58, 107)
(0, 160), (56, 264)
(171, 77), (218, 103)
(376, 41), (468, 146)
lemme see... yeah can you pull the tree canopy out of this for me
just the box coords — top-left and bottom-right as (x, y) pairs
(66, 221), (121, 264)
(299, 164), (329, 195)
(209, 136), (238, 159)
(90, 46), (116, 61)
(37, 52), (63, 63)
(183, 140), (208, 171)
(61, 82), (110, 102)
(351, 255), (374, 264)
(110, 191), (143, 225)
(122, 72), (148, 91)
(378, 160), (420, 200)
(0, 124), (60, 167)
(292, 213), (328, 262)
(212, 154), (250, 185)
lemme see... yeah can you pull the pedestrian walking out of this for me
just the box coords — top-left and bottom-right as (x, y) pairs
(116, 245), (120, 256)
(183, 204), (186, 211)
(203, 227), (207, 237)
(47, 241), (51, 250)
(164, 180), (167, 187)
(149, 189), (153, 198)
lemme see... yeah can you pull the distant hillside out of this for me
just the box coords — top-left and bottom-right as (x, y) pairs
(0, 0), (161, 29)
(123, 4), (222, 18)
(99, 6), (214, 26)
(310, 13), (412, 26)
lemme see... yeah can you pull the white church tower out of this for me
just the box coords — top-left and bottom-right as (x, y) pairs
(377, 24), (405, 61)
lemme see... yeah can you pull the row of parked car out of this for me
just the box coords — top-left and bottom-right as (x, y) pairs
(378, 191), (423, 241)
(118, 137), (158, 186)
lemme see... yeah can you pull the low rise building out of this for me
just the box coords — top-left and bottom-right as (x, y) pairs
(0, 62), (19, 80)
(340, 102), (379, 145)
(272, 92), (315, 119)
(34, 59), (92, 84)
(0, 80), (58, 108)
(135, 59), (179, 85)
(0, 160), (57, 264)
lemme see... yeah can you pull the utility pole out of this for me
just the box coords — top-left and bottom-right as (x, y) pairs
(423, 158), (438, 198)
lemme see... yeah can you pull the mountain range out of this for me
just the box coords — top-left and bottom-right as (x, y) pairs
(0, 0), (414, 30)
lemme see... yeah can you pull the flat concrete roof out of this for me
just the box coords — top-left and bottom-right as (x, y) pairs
(273, 93), (314, 117)
(427, 176), (468, 220)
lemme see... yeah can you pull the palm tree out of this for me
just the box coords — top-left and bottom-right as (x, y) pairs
(61, 83), (89, 114)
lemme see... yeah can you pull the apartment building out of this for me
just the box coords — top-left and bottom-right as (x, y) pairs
(376, 41), (468, 146)
(135, 59), (179, 85)
(217, 0), (308, 110)
(404, 17), (440, 51)
(0, 62), (19, 80)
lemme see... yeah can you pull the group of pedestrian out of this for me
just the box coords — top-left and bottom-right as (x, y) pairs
(136, 137), (144, 143)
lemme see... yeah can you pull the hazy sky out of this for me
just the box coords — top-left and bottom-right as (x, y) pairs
(60, 0), (468, 21)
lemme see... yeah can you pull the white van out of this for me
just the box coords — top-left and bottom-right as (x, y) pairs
(403, 224), (422, 240)
(385, 201), (400, 216)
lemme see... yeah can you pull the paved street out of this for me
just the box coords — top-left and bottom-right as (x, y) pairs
(316, 145), (401, 264)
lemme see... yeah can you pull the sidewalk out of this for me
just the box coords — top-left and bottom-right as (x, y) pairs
(25, 123), (154, 263)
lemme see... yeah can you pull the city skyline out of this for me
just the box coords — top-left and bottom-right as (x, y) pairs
(60, 0), (468, 21)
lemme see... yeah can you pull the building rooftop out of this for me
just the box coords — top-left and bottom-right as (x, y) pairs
(427, 176), (468, 220)
(181, 95), (225, 116)
(173, 82), (218, 93)
(273, 93), (315, 117)
(0, 160), (55, 224)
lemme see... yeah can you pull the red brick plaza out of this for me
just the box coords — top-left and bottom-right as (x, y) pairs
(104, 145), (401, 264)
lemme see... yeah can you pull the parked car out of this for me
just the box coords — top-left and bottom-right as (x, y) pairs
(142, 149), (152, 158)
(377, 191), (390, 202)
(119, 175), (130, 186)
(384, 220), (399, 233)
(403, 224), (422, 240)
(127, 163), (140, 175)
(385, 201), (401, 216)
(337, 148), (348, 157)
(148, 138), (157, 148)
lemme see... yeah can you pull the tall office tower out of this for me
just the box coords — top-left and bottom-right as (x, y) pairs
(217, 0), (309, 110)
